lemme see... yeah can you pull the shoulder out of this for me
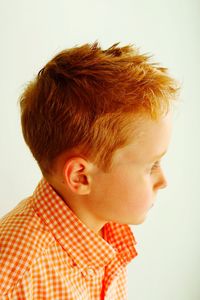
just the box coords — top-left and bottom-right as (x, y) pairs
(0, 196), (54, 296)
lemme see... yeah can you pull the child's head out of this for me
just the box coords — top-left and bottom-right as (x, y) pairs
(19, 42), (179, 226)
(19, 42), (179, 177)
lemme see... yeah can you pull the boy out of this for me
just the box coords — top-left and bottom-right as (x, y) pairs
(0, 42), (179, 299)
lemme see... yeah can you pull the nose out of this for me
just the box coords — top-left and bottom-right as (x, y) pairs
(154, 169), (168, 190)
(159, 176), (168, 189)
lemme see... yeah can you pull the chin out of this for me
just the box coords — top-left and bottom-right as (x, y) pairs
(128, 215), (147, 225)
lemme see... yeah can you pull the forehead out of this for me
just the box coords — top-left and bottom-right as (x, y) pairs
(113, 112), (173, 165)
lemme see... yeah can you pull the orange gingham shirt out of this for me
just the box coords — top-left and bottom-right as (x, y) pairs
(0, 178), (138, 299)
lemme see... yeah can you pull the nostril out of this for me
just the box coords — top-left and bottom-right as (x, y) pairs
(154, 175), (168, 190)
(160, 178), (168, 189)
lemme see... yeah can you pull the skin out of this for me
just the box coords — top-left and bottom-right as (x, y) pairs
(48, 111), (173, 237)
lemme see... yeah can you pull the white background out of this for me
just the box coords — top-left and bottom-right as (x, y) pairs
(0, 0), (199, 299)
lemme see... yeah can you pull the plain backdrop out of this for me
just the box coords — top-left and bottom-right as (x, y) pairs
(0, 0), (199, 299)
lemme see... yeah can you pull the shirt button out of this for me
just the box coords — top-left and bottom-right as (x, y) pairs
(87, 268), (95, 276)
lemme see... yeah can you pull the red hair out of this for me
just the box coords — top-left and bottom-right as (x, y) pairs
(19, 42), (180, 175)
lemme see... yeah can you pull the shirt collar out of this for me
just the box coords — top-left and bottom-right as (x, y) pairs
(32, 178), (137, 271)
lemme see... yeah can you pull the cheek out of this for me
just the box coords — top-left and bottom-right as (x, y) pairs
(126, 181), (152, 210)
(124, 176), (152, 210)
(92, 166), (154, 218)
(108, 176), (153, 224)
(92, 169), (154, 224)
(111, 171), (153, 208)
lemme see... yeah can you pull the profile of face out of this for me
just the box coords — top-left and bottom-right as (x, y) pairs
(55, 111), (173, 232)
(86, 111), (173, 226)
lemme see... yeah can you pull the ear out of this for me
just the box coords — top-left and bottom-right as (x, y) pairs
(63, 157), (92, 195)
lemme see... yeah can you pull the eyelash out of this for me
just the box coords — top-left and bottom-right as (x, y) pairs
(150, 161), (160, 173)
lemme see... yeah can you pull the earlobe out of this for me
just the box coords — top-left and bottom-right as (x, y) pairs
(63, 157), (91, 195)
